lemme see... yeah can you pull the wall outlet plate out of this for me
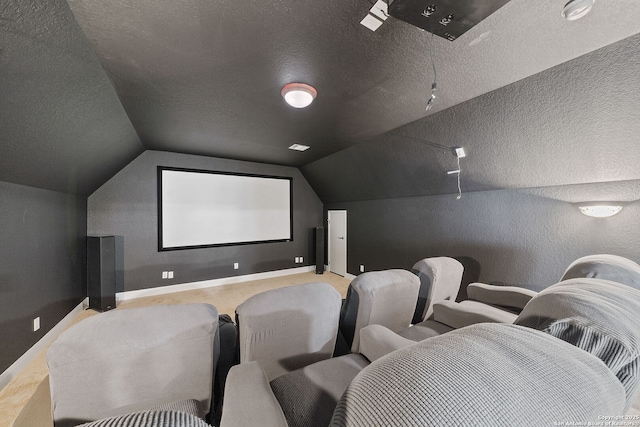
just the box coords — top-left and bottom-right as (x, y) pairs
(162, 271), (168, 279)
(234, 262), (239, 269)
(168, 271), (174, 279)
(33, 317), (40, 332)
(360, 265), (365, 272)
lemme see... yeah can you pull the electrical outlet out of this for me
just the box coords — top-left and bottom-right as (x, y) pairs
(33, 317), (40, 332)
(300, 256), (303, 263)
(162, 271), (168, 279)
(234, 262), (239, 270)
(360, 265), (365, 273)
(168, 271), (174, 279)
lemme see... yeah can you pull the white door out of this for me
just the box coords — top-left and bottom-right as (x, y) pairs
(328, 210), (347, 276)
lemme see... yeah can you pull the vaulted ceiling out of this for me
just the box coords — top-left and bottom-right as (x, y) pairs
(1, 0), (640, 199)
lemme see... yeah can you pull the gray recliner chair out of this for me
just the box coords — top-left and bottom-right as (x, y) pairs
(221, 277), (640, 427)
(47, 304), (219, 427)
(235, 282), (342, 381)
(338, 269), (420, 353)
(421, 254), (640, 334)
(410, 256), (464, 324)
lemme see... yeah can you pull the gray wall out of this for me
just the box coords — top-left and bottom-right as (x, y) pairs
(327, 179), (640, 291)
(0, 181), (86, 373)
(88, 151), (323, 292)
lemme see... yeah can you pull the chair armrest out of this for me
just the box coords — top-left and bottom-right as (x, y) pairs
(467, 282), (537, 311)
(433, 300), (518, 329)
(359, 324), (416, 362)
(220, 362), (288, 427)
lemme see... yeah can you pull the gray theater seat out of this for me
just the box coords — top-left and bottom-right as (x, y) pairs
(411, 256), (464, 324)
(47, 304), (219, 427)
(221, 278), (640, 427)
(339, 269), (420, 353)
(235, 282), (341, 381)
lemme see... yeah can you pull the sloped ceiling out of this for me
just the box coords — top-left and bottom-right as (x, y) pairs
(1, 0), (640, 198)
(303, 33), (640, 202)
(0, 0), (143, 196)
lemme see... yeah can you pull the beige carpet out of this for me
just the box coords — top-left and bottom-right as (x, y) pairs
(0, 271), (350, 427)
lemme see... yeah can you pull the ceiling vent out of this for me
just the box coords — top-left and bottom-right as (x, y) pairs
(386, 0), (512, 41)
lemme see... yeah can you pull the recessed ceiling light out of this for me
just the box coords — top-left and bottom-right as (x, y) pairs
(561, 0), (595, 21)
(288, 144), (310, 151)
(281, 83), (317, 108)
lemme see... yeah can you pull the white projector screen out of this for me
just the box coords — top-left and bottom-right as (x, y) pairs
(158, 167), (292, 250)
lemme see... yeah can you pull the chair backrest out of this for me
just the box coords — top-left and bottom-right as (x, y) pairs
(515, 278), (640, 411)
(340, 269), (420, 353)
(411, 257), (464, 323)
(560, 254), (640, 290)
(47, 304), (219, 427)
(331, 322), (625, 426)
(235, 282), (341, 381)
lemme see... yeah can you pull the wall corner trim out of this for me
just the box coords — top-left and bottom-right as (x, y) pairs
(0, 297), (88, 392)
(116, 266), (316, 302)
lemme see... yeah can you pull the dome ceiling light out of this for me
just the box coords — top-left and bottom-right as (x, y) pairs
(281, 83), (317, 108)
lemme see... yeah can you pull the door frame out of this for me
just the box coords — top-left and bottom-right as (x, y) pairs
(327, 210), (347, 276)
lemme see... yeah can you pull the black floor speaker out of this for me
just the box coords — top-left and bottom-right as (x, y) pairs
(87, 235), (123, 311)
(315, 227), (325, 274)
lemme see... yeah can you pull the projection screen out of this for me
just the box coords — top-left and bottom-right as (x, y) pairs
(158, 167), (292, 250)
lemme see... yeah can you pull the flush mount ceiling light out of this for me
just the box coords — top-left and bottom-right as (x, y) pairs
(561, 0), (595, 21)
(281, 83), (317, 108)
(288, 144), (310, 151)
(576, 202), (624, 218)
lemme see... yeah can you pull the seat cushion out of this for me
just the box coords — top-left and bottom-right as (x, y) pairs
(270, 354), (368, 427)
(396, 319), (454, 341)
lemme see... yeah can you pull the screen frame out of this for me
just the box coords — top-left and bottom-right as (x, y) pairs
(157, 166), (293, 251)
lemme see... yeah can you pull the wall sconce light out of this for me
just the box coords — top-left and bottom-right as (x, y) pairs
(576, 202), (624, 218)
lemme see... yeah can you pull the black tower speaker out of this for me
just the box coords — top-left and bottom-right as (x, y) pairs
(315, 227), (325, 274)
(87, 235), (123, 311)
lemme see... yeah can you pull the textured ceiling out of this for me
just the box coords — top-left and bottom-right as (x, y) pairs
(66, 0), (640, 166)
(1, 0), (640, 197)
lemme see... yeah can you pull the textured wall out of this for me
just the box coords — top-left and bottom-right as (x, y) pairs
(0, 181), (86, 374)
(327, 179), (640, 291)
(303, 33), (640, 203)
(88, 151), (323, 292)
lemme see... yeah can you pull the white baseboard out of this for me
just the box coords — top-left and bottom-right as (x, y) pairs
(117, 265), (316, 302)
(0, 297), (88, 392)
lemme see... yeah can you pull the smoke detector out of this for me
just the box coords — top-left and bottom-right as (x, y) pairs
(561, 0), (595, 21)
